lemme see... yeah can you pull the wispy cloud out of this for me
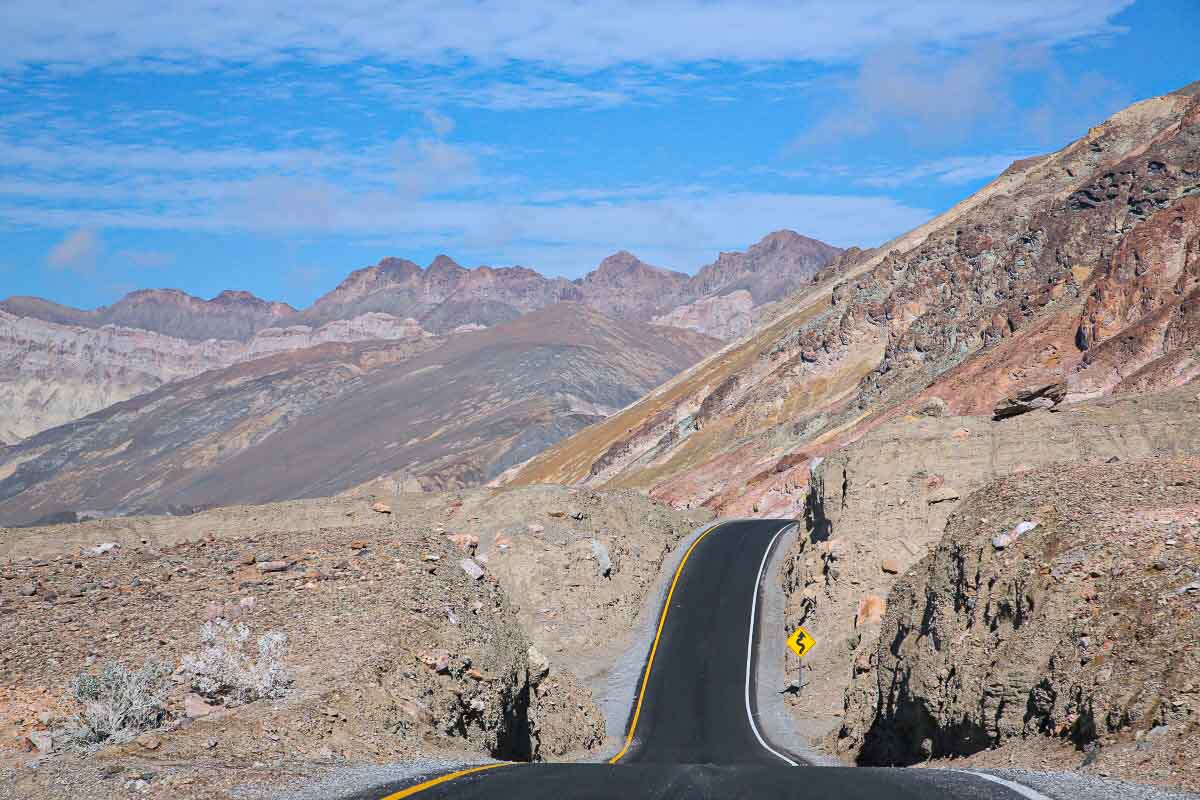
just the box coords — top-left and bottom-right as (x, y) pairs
(0, 1), (1133, 73)
(796, 41), (1132, 148)
(854, 153), (1036, 188)
(47, 228), (101, 273)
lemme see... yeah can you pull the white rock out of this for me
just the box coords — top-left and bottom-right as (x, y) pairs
(1013, 521), (1038, 536)
(590, 539), (613, 577)
(460, 559), (485, 581)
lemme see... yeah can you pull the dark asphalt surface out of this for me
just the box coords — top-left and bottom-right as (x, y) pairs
(352, 520), (1031, 800)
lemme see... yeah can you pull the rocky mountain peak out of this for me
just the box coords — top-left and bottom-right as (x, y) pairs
(588, 251), (687, 285)
(427, 254), (466, 275)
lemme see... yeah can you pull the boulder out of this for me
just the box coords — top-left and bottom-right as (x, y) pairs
(916, 397), (948, 417)
(855, 594), (886, 627)
(528, 646), (551, 686)
(25, 731), (52, 753)
(590, 540), (613, 577)
(993, 382), (1067, 420)
(459, 559), (485, 580)
(184, 694), (216, 719)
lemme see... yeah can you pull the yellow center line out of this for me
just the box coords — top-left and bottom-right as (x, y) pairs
(380, 521), (724, 795)
(608, 521), (723, 764)
(380, 763), (513, 799)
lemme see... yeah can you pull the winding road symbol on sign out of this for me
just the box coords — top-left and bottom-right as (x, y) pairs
(786, 626), (816, 658)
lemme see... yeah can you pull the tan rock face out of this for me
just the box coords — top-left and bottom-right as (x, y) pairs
(779, 384), (1200, 735)
(837, 457), (1200, 791)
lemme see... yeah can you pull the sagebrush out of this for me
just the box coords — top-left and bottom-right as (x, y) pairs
(69, 660), (170, 747)
(182, 619), (291, 705)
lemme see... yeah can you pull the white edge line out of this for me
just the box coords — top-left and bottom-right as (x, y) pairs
(745, 521), (799, 767)
(949, 769), (1055, 800)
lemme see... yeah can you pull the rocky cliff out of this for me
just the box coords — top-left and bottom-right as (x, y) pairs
(836, 456), (1200, 791)
(778, 385), (1200, 741)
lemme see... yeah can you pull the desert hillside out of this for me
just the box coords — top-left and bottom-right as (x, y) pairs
(0, 305), (718, 527)
(507, 81), (1200, 520)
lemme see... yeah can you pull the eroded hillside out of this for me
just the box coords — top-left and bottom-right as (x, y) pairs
(507, 82), (1200, 520)
(0, 305), (716, 526)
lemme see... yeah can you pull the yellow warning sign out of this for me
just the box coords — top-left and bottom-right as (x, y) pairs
(786, 626), (816, 658)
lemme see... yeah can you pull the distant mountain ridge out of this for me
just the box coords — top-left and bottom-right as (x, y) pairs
(0, 230), (839, 443)
(1, 230), (839, 341)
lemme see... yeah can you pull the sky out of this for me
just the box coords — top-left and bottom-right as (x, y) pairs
(0, 0), (1197, 310)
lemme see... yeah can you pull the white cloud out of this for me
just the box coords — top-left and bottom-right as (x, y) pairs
(3, 178), (929, 274)
(46, 228), (101, 272)
(855, 153), (1035, 188)
(797, 40), (1132, 147)
(0, 1), (1133, 73)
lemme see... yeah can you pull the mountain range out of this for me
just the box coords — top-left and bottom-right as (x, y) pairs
(0, 230), (837, 444)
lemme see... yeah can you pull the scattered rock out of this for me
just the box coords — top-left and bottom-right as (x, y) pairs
(419, 649), (451, 674)
(917, 397), (948, 417)
(855, 594), (885, 627)
(880, 558), (901, 575)
(927, 487), (961, 505)
(371, 502), (392, 514)
(86, 542), (119, 556)
(527, 524), (544, 535)
(993, 382), (1067, 420)
(135, 732), (161, 751)
(25, 730), (52, 753)
(17, 582), (36, 597)
(459, 559), (485, 580)
(448, 534), (479, 554)
(184, 694), (216, 719)
(350, 539), (370, 550)
(257, 561), (290, 573)
(528, 646), (551, 686)
(590, 540), (613, 577)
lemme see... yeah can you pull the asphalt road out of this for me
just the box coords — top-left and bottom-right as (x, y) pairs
(350, 520), (1042, 800)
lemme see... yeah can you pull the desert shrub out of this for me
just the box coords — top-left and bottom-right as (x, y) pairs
(181, 619), (290, 705)
(68, 660), (170, 747)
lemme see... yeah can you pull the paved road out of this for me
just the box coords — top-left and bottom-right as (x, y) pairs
(351, 520), (1040, 800)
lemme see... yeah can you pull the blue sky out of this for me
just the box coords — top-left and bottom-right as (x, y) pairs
(0, 0), (1197, 310)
